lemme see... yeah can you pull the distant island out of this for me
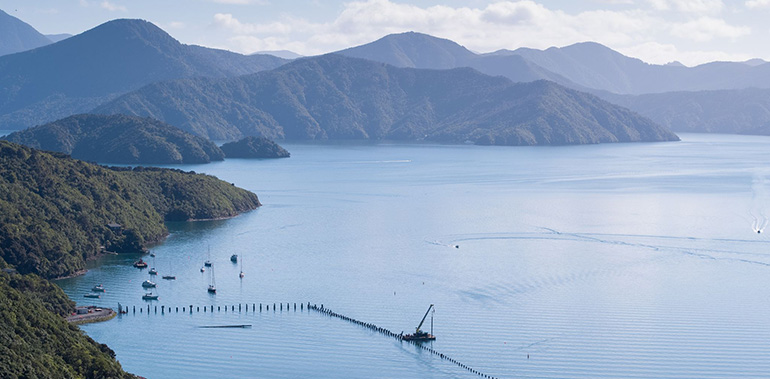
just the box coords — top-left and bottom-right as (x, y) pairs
(221, 136), (290, 158)
(3, 114), (226, 164)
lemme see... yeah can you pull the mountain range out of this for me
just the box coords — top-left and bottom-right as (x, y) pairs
(0, 18), (287, 130)
(3, 11), (770, 138)
(94, 54), (677, 145)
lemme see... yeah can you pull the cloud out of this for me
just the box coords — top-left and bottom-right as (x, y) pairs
(670, 17), (750, 41)
(211, 0), (269, 4)
(647, 0), (723, 13)
(100, 1), (127, 12)
(208, 0), (753, 65)
(746, 0), (770, 8)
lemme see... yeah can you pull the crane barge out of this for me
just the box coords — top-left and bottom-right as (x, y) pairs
(402, 304), (436, 341)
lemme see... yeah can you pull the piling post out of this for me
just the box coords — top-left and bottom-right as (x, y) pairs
(133, 306), (135, 313)
(232, 305), (235, 311)
(218, 306), (220, 311)
(253, 304), (255, 312)
(197, 306), (199, 312)
(259, 303), (262, 311)
(294, 303), (297, 311)
(211, 305), (214, 312)
(239, 304), (241, 312)
(280, 303), (283, 311)
(273, 303), (276, 311)
(190, 305), (193, 313)
(140, 308), (142, 313)
(204, 306), (207, 312)
(161, 305), (165, 314)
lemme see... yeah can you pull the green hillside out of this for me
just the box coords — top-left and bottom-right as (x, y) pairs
(0, 271), (134, 378)
(0, 140), (260, 279)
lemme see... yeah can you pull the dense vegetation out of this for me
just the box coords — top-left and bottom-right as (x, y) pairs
(221, 136), (290, 158)
(3, 113), (225, 164)
(0, 18), (286, 130)
(0, 271), (134, 378)
(96, 54), (678, 145)
(603, 88), (770, 135)
(0, 140), (260, 279)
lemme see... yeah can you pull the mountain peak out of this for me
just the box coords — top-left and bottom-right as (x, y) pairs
(338, 31), (475, 68)
(0, 8), (53, 56)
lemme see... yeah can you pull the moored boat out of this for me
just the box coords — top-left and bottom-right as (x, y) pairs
(133, 259), (148, 268)
(142, 292), (158, 300)
(84, 293), (100, 298)
(91, 284), (105, 292)
(142, 279), (156, 288)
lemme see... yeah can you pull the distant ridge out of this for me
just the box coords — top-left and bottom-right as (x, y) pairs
(0, 18), (287, 130)
(337, 31), (579, 88)
(253, 50), (303, 59)
(95, 54), (678, 145)
(0, 9), (52, 56)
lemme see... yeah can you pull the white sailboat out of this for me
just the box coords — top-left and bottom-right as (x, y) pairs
(208, 265), (216, 293)
(239, 254), (244, 279)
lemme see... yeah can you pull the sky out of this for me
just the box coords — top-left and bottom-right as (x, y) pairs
(3, 0), (770, 66)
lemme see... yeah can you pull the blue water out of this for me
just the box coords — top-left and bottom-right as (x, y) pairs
(57, 134), (770, 378)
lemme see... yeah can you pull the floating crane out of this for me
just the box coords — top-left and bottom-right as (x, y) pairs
(402, 304), (436, 341)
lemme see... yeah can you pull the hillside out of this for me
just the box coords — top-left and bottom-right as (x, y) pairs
(221, 136), (290, 158)
(3, 114), (225, 164)
(0, 140), (260, 279)
(605, 88), (770, 135)
(95, 54), (678, 145)
(0, 9), (52, 56)
(0, 18), (286, 130)
(337, 31), (577, 87)
(0, 271), (134, 378)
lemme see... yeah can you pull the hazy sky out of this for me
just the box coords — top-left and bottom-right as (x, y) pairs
(4, 0), (770, 66)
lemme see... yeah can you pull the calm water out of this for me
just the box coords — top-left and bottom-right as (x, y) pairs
(57, 134), (770, 378)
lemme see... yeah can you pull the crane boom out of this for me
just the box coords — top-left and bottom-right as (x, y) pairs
(415, 304), (434, 333)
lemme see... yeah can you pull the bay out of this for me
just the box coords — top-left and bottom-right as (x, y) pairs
(57, 134), (770, 378)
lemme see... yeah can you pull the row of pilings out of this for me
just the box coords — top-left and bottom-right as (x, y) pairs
(118, 302), (303, 315)
(308, 304), (497, 379)
(116, 302), (497, 378)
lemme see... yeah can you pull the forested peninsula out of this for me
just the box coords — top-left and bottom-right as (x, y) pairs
(0, 140), (260, 279)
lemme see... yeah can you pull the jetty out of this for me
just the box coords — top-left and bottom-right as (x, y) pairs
(66, 306), (116, 324)
(114, 301), (497, 378)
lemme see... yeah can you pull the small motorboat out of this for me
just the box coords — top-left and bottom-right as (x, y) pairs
(141, 279), (156, 288)
(133, 259), (148, 268)
(84, 293), (100, 298)
(204, 260), (212, 267)
(200, 267), (205, 272)
(207, 285), (216, 293)
(230, 254), (238, 263)
(142, 292), (158, 300)
(239, 271), (244, 279)
(162, 275), (176, 280)
(91, 284), (105, 292)
(149, 268), (158, 275)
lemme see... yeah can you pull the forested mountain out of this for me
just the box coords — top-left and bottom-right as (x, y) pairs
(3, 114), (225, 164)
(0, 18), (287, 130)
(94, 54), (677, 145)
(0, 271), (135, 378)
(0, 140), (260, 279)
(337, 32), (577, 88)
(604, 88), (770, 134)
(0, 9), (52, 57)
